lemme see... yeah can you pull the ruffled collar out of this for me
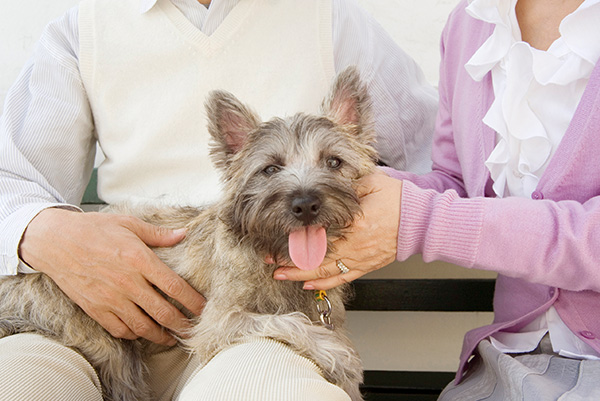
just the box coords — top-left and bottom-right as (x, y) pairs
(466, 0), (600, 82)
(464, 0), (600, 198)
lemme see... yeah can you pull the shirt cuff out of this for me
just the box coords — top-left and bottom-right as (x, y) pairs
(0, 203), (82, 275)
(397, 180), (484, 267)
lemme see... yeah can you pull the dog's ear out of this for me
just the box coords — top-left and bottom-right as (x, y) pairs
(206, 90), (261, 168)
(321, 66), (373, 142)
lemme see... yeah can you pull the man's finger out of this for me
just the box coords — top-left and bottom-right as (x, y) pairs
(117, 305), (177, 346)
(142, 254), (206, 317)
(85, 309), (138, 341)
(132, 281), (193, 336)
(125, 216), (187, 248)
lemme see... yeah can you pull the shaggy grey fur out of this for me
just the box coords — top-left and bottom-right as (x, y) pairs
(0, 67), (377, 401)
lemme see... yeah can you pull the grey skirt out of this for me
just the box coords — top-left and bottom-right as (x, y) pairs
(438, 336), (600, 401)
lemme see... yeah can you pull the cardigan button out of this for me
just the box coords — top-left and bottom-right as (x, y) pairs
(531, 191), (544, 200)
(580, 331), (596, 340)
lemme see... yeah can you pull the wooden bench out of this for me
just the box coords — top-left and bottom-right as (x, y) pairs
(82, 169), (495, 400)
(347, 279), (494, 400)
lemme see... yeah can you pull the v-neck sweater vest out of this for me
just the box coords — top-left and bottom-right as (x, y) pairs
(79, 0), (335, 206)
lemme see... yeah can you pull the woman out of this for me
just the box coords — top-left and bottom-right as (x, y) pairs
(276, 0), (600, 398)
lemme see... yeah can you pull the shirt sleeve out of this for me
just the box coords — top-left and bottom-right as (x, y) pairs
(331, 0), (438, 173)
(0, 6), (95, 275)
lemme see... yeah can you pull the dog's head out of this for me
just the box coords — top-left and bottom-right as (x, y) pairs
(205, 67), (378, 270)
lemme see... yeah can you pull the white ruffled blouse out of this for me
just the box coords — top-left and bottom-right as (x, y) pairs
(465, 0), (600, 198)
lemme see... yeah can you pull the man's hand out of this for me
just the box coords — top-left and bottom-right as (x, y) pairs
(19, 208), (206, 345)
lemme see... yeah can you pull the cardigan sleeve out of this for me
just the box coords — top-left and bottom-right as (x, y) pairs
(396, 182), (600, 293)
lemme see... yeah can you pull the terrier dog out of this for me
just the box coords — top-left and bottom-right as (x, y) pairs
(0, 67), (377, 401)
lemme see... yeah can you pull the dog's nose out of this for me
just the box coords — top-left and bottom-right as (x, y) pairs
(291, 195), (321, 224)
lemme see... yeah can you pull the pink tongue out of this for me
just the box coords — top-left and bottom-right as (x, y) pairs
(288, 226), (327, 271)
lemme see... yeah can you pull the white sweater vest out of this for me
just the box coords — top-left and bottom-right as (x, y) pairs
(79, 0), (335, 205)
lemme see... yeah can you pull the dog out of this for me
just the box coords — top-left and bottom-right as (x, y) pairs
(0, 66), (377, 401)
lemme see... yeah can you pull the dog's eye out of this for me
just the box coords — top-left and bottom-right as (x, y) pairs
(326, 157), (342, 170)
(263, 165), (281, 176)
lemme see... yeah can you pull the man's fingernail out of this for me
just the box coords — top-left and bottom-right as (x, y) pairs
(274, 273), (287, 280)
(303, 283), (315, 290)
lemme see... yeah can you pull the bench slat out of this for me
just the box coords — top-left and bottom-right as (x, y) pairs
(349, 279), (494, 312)
(361, 370), (455, 400)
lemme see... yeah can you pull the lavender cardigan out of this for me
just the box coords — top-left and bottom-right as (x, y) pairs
(385, 0), (600, 382)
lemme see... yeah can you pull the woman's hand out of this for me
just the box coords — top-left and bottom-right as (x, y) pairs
(274, 171), (402, 290)
(19, 208), (206, 345)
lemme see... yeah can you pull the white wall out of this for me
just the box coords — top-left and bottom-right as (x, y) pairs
(0, 0), (457, 110)
(1, 0), (490, 374)
(356, 0), (457, 86)
(0, 1), (80, 110)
